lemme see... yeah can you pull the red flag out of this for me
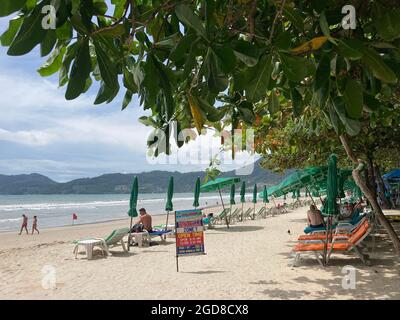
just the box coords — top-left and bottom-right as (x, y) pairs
(72, 213), (78, 220)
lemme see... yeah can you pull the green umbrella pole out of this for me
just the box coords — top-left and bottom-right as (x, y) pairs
(305, 185), (317, 207)
(218, 187), (229, 229)
(241, 202), (244, 222)
(128, 217), (133, 252)
(253, 203), (256, 220)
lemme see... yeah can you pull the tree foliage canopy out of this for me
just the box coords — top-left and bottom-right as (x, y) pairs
(2, 0), (400, 156)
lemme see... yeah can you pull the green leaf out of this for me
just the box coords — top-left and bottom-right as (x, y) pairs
(175, 4), (208, 41)
(343, 79), (363, 119)
(269, 89), (280, 114)
(94, 81), (119, 104)
(213, 44), (236, 74)
(313, 54), (331, 106)
(0, 0), (27, 17)
(123, 67), (138, 93)
(93, 0), (108, 15)
(112, 0), (127, 19)
(282, 7), (304, 31)
(328, 101), (340, 134)
(338, 39), (363, 60)
(279, 53), (314, 83)
(374, 8), (400, 41)
(245, 54), (273, 102)
(205, 48), (228, 93)
(56, 21), (73, 41)
(363, 93), (380, 113)
(0, 15), (23, 46)
(65, 39), (92, 100)
(122, 90), (133, 110)
(231, 40), (259, 67)
(332, 96), (361, 136)
(94, 39), (118, 90)
(291, 87), (303, 117)
(361, 47), (397, 83)
(94, 24), (125, 37)
(169, 34), (196, 62)
(59, 43), (78, 87)
(40, 30), (56, 57)
(7, 1), (50, 56)
(319, 12), (330, 37)
(37, 43), (66, 77)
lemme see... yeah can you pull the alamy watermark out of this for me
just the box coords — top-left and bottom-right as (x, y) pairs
(41, 264), (57, 290)
(342, 5), (356, 30)
(341, 265), (356, 289)
(146, 121), (256, 175)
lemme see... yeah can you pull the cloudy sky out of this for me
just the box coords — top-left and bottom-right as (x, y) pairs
(0, 11), (257, 182)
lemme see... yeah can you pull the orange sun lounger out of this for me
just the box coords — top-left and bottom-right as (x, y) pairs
(297, 218), (369, 242)
(292, 220), (372, 266)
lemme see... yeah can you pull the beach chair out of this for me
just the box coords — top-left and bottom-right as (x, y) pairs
(73, 227), (130, 258)
(292, 220), (372, 266)
(131, 229), (173, 247)
(242, 207), (253, 220)
(206, 208), (230, 227)
(298, 218), (369, 242)
(228, 208), (241, 224)
(256, 206), (266, 219)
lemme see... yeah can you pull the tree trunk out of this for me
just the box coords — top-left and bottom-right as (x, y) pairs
(366, 156), (377, 200)
(340, 134), (400, 253)
(374, 165), (391, 209)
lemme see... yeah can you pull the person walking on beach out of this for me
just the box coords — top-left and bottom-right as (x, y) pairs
(19, 214), (28, 235)
(31, 216), (39, 235)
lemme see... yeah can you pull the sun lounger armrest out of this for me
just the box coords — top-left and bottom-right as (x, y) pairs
(337, 222), (352, 226)
(310, 230), (327, 235)
(332, 236), (350, 243)
(301, 239), (325, 244)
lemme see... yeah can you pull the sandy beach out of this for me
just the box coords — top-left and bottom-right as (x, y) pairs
(0, 202), (399, 300)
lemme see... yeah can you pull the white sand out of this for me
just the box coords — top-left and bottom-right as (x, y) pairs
(0, 203), (399, 300)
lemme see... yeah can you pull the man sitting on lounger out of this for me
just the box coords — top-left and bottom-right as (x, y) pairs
(307, 205), (324, 228)
(131, 208), (153, 233)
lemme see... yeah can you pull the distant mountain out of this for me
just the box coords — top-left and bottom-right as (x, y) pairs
(0, 160), (291, 195)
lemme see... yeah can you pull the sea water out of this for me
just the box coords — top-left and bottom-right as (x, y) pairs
(0, 193), (229, 232)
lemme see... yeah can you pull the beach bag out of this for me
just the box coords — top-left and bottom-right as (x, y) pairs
(131, 224), (144, 233)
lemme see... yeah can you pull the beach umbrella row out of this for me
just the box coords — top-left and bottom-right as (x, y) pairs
(127, 176), (138, 251)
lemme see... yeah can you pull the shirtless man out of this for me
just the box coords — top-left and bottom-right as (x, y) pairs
(307, 205), (324, 228)
(19, 214), (28, 235)
(133, 208), (152, 232)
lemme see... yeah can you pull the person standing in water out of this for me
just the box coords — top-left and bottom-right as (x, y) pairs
(31, 216), (39, 235)
(19, 214), (28, 235)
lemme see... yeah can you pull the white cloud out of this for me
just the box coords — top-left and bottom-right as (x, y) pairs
(0, 69), (151, 152)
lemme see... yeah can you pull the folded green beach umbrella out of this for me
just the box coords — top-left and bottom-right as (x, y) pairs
(128, 176), (139, 218)
(252, 184), (257, 219)
(165, 176), (174, 211)
(263, 185), (269, 203)
(240, 181), (246, 203)
(230, 183), (236, 205)
(252, 184), (257, 204)
(193, 177), (200, 208)
(326, 154), (338, 215)
(240, 181), (246, 221)
(128, 176), (138, 251)
(165, 176), (174, 232)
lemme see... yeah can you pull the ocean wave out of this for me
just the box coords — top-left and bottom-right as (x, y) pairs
(0, 194), (225, 212)
(0, 218), (21, 224)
